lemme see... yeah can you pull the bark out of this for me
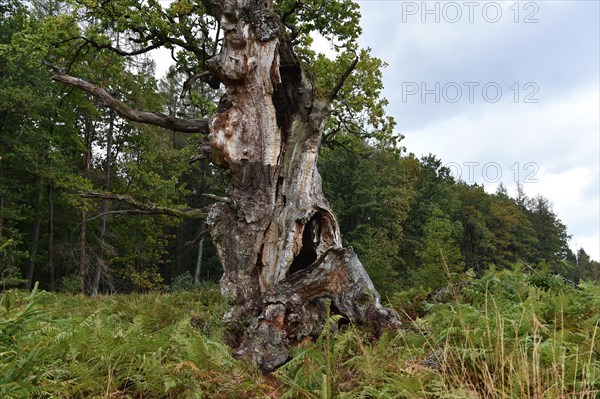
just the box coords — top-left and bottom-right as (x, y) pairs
(201, 0), (399, 371)
(79, 210), (87, 290)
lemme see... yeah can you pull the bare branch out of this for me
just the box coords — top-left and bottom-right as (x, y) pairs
(72, 209), (153, 232)
(202, 193), (235, 205)
(180, 71), (221, 99)
(51, 73), (210, 134)
(328, 55), (359, 102)
(43, 59), (64, 74)
(281, 1), (302, 40)
(81, 192), (206, 220)
(184, 229), (209, 247)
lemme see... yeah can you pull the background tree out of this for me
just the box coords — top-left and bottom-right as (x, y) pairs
(412, 206), (464, 290)
(320, 140), (417, 296)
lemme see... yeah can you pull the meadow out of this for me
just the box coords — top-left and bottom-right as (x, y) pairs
(1, 268), (599, 399)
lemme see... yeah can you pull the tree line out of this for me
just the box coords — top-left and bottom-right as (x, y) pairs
(1, 0), (598, 296)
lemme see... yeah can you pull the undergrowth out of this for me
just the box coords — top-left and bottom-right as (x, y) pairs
(1, 269), (598, 398)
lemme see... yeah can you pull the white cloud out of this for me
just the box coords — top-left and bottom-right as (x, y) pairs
(401, 85), (599, 261)
(521, 166), (600, 261)
(571, 234), (600, 262)
(356, 0), (599, 261)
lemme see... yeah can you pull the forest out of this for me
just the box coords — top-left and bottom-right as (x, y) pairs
(1, 0), (599, 397)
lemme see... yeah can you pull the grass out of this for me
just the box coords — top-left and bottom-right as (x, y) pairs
(1, 269), (599, 398)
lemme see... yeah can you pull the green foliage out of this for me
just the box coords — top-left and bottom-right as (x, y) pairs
(411, 206), (465, 290)
(0, 284), (45, 398)
(272, 268), (600, 398)
(418, 268), (600, 398)
(1, 270), (597, 398)
(320, 141), (416, 296)
(0, 284), (252, 398)
(277, 0), (362, 46)
(58, 274), (83, 294)
(166, 271), (195, 292)
(0, 238), (28, 289)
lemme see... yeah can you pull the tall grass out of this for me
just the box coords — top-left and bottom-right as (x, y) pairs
(275, 268), (599, 398)
(1, 269), (598, 398)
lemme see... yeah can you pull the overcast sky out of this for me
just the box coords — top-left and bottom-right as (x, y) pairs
(153, 0), (599, 260)
(348, 0), (600, 260)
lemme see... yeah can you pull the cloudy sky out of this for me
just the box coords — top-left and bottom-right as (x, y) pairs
(349, 0), (600, 260)
(153, 0), (599, 260)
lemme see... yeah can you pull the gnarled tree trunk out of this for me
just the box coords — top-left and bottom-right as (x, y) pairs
(202, 0), (399, 371)
(50, 0), (400, 373)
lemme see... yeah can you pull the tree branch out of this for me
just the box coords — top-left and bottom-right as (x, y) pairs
(328, 55), (359, 102)
(82, 36), (166, 57)
(180, 70), (221, 99)
(282, 1), (302, 20)
(281, 1), (302, 41)
(81, 193), (206, 220)
(184, 229), (209, 247)
(51, 73), (210, 134)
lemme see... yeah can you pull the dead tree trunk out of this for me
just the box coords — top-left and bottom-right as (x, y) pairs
(50, 0), (399, 372)
(202, 0), (399, 371)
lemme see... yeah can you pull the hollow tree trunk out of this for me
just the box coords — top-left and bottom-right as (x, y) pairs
(203, 0), (399, 372)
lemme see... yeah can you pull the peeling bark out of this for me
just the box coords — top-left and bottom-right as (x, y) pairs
(203, 0), (399, 372)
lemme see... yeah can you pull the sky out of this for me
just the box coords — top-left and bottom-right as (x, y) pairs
(153, 0), (599, 261)
(349, 0), (600, 261)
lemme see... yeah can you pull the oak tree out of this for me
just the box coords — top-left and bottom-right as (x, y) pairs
(47, 0), (400, 371)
